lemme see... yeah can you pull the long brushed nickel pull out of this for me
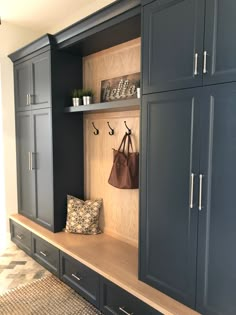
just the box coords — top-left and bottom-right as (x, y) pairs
(190, 173), (195, 208)
(203, 51), (208, 74)
(119, 307), (134, 315)
(40, 251), (47, 257)
(72, 273), (81, 281)
(199, 174), (203, 210)
(31, 152), (36, 170)
(28, 152), (32, 171)
(16, 234), (23, 240)
(194, 53), (198, 75)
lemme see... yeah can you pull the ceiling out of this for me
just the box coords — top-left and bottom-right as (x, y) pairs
(0, 0), (115, 33)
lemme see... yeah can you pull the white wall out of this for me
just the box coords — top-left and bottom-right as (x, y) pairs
(0, 1), (115, 237)
(0, 22), (42, 238)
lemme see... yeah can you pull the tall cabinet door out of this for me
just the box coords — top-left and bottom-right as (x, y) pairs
(142, 0), (205, 94)
(196, 82), (236, 315)
(203, 0), (236, 86)
(139, 89), (200, 307)
(32, 108), (54, 229)
(15, 111), (36, 218)
(31, 52), (51, 109)
(14, 62), (31, 111)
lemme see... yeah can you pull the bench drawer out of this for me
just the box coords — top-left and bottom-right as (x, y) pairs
(101, 278), (162, 315)
(32, 234), (59, 276)
(60, 252), (100, 308)
(10, 220), (31, 255)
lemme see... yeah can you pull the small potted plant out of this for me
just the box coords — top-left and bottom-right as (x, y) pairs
(82, 89), (94, 105)
(72, 89), (83, 106)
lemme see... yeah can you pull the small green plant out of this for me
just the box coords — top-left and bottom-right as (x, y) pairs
(72, 89), (83, 98)
(72, 89), (78, 98)
(83, 89), (94, 97)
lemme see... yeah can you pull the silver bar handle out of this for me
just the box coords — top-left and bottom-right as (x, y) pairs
(72, 273), (81, 281)
(203, 51), (207, 74)
(16, 234), (23, 240)
(40, 251), (47, 257)
(26, 94), (29, 105)
(194, 53), (198, 75)
(190, 173), (195, 208)
(119, 307), (133, 315)
(28, 152), (32, 171)
(199, 174), (203, 210)
(28, 94), (31, 105)
(31, 152), (36, 170)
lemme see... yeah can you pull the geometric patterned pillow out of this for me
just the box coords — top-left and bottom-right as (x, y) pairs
(65, 195), (102, 235)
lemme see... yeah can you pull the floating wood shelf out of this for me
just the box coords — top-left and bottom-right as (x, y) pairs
(64, 98), (140, 113)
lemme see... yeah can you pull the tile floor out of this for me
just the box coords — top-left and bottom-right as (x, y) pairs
(0, 242), (50, 294)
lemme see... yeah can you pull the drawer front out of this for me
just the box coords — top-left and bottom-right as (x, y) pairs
(10, 220), (31, 255)
(60, 252), (100, 308)
(32, 234), (59, 276)
(101, 278), (162, 315)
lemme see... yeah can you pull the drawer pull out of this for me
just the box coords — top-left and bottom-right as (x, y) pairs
(40, 251), (47, 257)
(16, 234), (23, 240)
(72, 273), (81, 281)
(119, 306), (134, 315)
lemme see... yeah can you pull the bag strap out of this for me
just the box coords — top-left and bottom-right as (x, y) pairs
(127, 134), (134, 154)
(118, 133), (128, 153)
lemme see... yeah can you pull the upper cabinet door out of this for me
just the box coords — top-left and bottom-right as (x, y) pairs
(142, 0), (205, 94)
(196, 82), (236, 315)
(139, 88), (201, 307)
(31, 52), (51, 109)
(14, 62), (31, 111)
(203, 0), (236, 85)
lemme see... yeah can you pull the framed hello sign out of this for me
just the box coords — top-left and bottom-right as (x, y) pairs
(100, 73), (140, 102)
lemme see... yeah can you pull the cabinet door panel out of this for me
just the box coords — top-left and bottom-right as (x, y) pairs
(197, 82), (236, 315)
(32, 108), (53, 229)
(14, 62), (31, 111)
(204, 0), (236, 85)
(31, 52), (51, 108)
(139, 89), (200, 307)
(16, 112), (36, 218)
(142, 0), (204, 94)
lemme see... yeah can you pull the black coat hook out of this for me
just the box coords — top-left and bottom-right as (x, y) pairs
(92, 122), (99, 135)
(107, 121), (114, 135)
(124, 121), (131, 135)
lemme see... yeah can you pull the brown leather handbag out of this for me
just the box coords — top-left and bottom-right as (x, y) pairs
(108, 133), (139, 189)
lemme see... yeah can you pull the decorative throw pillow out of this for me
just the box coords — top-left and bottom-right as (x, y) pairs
(65, 195), (102, 235)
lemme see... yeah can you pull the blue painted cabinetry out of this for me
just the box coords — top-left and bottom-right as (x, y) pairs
(142, 0), (236, 94)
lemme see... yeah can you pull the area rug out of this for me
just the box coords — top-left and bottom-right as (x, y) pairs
(0, 274), (101, 315)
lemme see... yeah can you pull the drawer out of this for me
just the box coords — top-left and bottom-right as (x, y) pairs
(101, 278), (162, 315)
(10, 220), (31, 255)
(60, 252), (100, 308)
(32, 234), (59, 276)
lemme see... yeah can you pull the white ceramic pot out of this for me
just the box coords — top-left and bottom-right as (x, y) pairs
(83, 96), (93, 105)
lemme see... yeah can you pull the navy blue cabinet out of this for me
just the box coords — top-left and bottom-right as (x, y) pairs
(196, 82), (236, 315)
(139, 83), (236, 314)
(142, 0), (204, 94)
(139, 88), (201, 308)
(16, 108), (53, 229)
(14, 51), (51, 111)
(142, 0), (236, 94)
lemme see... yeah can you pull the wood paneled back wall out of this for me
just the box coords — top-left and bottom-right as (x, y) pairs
(83, 38), (141, 246)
